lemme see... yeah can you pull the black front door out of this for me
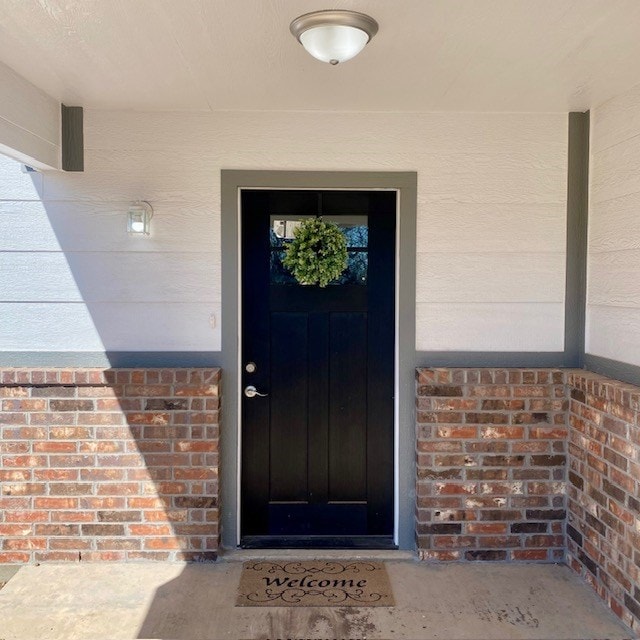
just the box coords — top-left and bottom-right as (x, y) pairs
(240, 189), (395, 548)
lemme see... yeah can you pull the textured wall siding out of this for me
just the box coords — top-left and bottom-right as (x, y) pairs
(0, 60), (60, 169)
(567, 371), (640, 632)
(589, 83), (640, 366)
(416, 368), (567, 562)
(0, 110), (567, 353)
(0, 368), (220, 562)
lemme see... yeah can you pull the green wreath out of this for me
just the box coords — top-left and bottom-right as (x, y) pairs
(282, 217), (348, 287)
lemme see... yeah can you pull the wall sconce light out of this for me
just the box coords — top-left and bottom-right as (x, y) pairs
(127, 201), (153, 235)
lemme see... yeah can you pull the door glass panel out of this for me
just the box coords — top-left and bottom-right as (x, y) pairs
(269, 215), (368, 285)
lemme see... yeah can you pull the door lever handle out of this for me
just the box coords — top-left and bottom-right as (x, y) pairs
(244, 385), (268, 398)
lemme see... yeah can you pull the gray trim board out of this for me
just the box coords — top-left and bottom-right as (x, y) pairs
(221, 169), (417, 550)
(416, 352), (566, 368)
(584, 354), (640, 388)
(0, 352), (221, 368)
(564, 111), (589, 367)
(61, 105), (84, 172)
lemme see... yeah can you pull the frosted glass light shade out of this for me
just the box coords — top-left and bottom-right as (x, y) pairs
(299, 25), (369, 65)
(290, 10), (378, 65)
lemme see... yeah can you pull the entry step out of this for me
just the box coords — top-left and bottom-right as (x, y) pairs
(217, 548), (417, 562)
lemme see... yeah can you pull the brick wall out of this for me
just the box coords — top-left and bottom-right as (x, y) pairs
(0, 368), (220, 562)
(567, 371), (640, 632)
(416, 368), (567, 562)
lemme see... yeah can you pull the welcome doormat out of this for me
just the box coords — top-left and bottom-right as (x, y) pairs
(236, 560), (394, 607)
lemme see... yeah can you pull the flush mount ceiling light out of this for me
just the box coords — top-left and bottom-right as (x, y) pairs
(290, 10), (378, 65)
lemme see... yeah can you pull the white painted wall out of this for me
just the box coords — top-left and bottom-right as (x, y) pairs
(0, 110), (568, 353)
(588, 83), (640, 366)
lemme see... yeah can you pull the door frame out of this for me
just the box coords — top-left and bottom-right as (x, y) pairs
(220, 171), (417, 550)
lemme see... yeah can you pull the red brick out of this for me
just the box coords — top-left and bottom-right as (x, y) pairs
(466, 523), (508, 534)
(5, 510), (48, 522)
(33, 441), (77, 453)
(97, 483), (140, 496)
(0, 469), (31, 481)
(0, 441), (29, 453)
(174, 441), (217, 453)
(511, 549), (548, 561)
(1, 399), (47, 411)
(125, 412), (170, 425)
(48, 483), (93, 496)
(79, 497), (126, 509)
(77, 412), (123, 425)
(96, 538), (141, 550)
(2, 483), (45, 495)
(0, 413), (27, 424)
(467, 385), (510, 398)
(2, 427), (46, 439)
(49, 427), (93, 439)
(48, 538), (93, 550)
(34, 497), (78, 509)
(436, 426), (477, 439)
(432, 535), (477, 549)
(51, 511), (95, 523)
(95, 398), (124, 410)
(133, 440), (172, 453)
(529, 427), (568, 439)
(2, 455), (47, 467)
(0, 524), (33, 535)
(143, 510), (188, 522)
(432, 398), (478, 411)
(34, 552), (80, 562)
(0, 387), (29, 397)
(125, 385), (172, 397)
(480, 426), (524, 439)
(174, 385), (218, 397)
(34, 524), (80, 536)
(143, 537), (182, 550)
(97, 455), (143, 467)
(129, 524), (173, 536)
(435, 483), (476, 495)
(0, 552), (31, 563)
(79, 441), (125, 453)
(80, 468), (126, 481)
(48, 454), (95, 468)
(128, 497), (166, 509)
(34, 469), (78, 481)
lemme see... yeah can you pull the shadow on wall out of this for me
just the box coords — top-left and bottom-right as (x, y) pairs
(0, 153), (221, 363)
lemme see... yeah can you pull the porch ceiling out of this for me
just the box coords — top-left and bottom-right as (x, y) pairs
(1, 0), (640, 112)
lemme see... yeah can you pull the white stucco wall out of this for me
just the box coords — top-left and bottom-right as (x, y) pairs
(588, 83), (640, 366)
(0, 110), (568, 353)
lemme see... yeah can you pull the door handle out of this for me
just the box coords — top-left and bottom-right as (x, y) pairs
(244, 385), (268, 398)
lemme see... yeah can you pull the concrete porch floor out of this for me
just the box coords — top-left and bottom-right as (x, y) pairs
(0, 557), (633, 640)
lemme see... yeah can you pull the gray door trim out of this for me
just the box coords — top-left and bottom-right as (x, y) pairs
(220, 170), (418, 550)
